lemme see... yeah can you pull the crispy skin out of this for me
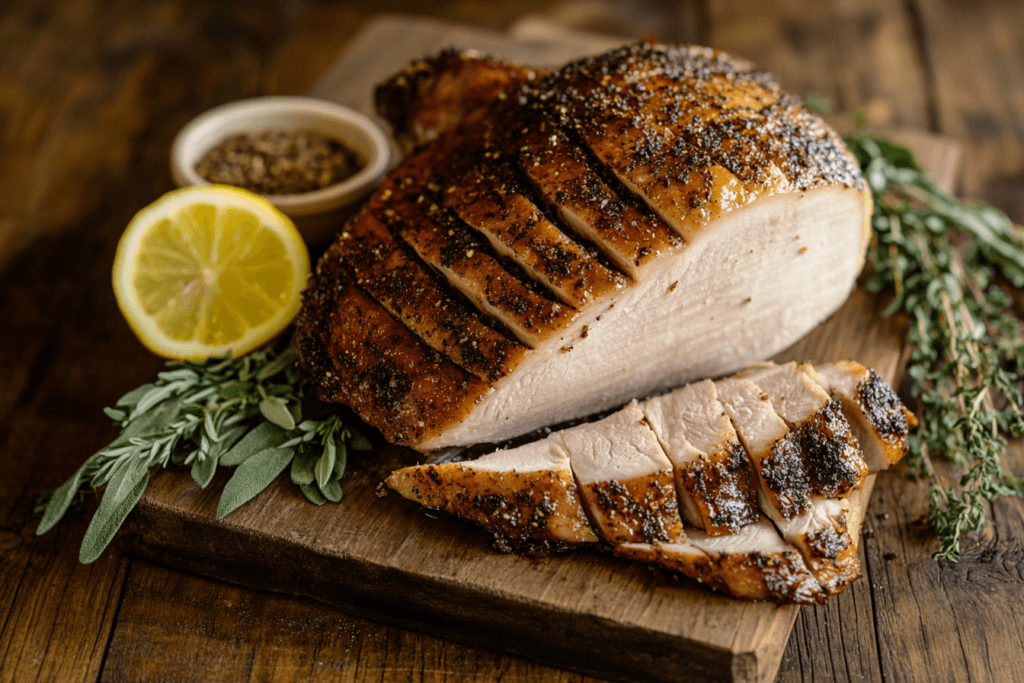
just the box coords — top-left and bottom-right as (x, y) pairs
(448, 158), (626, 308)
(296, 273), (488, 446)
(514, 121), (681, 279)
(375, 49), (540, 153)
(330, 205), (527, 381)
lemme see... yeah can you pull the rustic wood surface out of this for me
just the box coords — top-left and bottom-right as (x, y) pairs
(0, 2), (1021, 682)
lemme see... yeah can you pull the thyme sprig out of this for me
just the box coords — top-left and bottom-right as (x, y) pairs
(36, 347), (370, 563)
(844, 131), (1024, 560)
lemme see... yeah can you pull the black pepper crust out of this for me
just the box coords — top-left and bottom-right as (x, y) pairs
(858, 369), (916, 440)
(796, 400), (868, 498)
(679, 439), (760, 534)
(582, 473), (683, 544)
(385, 462), (598, 553)
(762, 432), (812, 519)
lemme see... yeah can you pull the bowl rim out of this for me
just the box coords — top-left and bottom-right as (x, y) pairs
(170, 95), (391, 215)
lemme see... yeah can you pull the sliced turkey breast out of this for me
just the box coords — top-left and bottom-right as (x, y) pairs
(639, 380), (759, 535)
(296, 43), (871, 452)
(553, 402), (683, 545)
(740, 362), (868, 497)
(801, 361), (918, 471)
(715, 377), (811, 520)
(385, 438), (598, 552)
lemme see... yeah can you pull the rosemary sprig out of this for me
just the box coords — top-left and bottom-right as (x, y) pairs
(844, 130), (1024, 560)
(36, 346), (370, 563)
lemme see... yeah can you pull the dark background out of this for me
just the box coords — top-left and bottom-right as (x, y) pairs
(2, 1), (1023, 681)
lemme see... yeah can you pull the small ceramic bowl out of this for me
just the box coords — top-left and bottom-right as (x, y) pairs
(170, 96), (391, 244)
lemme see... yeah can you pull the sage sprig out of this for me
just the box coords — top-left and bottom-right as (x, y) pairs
(36, 347), (371, 563)
(844, 130), (1024, 560)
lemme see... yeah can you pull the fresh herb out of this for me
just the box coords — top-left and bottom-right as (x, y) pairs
(35, 347), (371, 563)
(844, 129), (1024, 561)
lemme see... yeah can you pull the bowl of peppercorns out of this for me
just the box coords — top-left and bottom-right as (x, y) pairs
(171, 96), (391, 244)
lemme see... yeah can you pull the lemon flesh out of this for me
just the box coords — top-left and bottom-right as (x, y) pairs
(113, 185), (310, 361)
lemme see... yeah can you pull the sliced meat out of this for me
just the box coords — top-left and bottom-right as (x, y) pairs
(802, 361), (918, 471)
(447, 158), (627, 307)
(385, 362), (901, 603)
(618, 517), (824, 603)
(386, 438), (598, 551)
(329, 205), (527, 381)
(513, 121), (681, 279)
(740, 362), (868, 497)
(759, 493), (860, 596)
(554, 401), (683, 544)
(639, 380), (760, 535)
(715, 377), (811, 520)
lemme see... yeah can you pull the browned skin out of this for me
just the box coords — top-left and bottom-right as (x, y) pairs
(578, 472), (683, 545)
(295, 278), (488, 446)
(858, 369), (919, 462)
(386, 463), (598, 552)
(712, 547), (822, 604)
(796, 510), (861, 596)
(678, 439), (760, 536)
(796, 401), (869, 498)
(513, 121), (682, 279)
(375, 49), (540, 154)
(382, 144), (578, 346)
(447, 158), (626, 307)
(330, 204), (527, 381)
(758, 430), (813, 520)
(295, 42), (867, 449)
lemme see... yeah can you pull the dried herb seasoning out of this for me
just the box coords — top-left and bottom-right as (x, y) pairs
(195, 129), (362, 196)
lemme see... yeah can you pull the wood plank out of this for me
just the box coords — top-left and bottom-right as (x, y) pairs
(101, 559), (602, 683)
(913, 0), (1024, 223)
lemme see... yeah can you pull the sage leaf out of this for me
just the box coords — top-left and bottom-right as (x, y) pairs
(333, 440), (347, 480)
(191, 452), (218, 489)
(103, 407), (126, 422)
(315, 446), (335, 490)
(300, 483), (326, 505)
(350, 432), (372, 451)
(36, 451), (103, 535)
(79, 463), (149, 563)
(116, 383), (154, 407)
(216, 447), (294, 519)
(319, 477), (342, 503)
(220, 422), (286, 466)
(290, 450), (315, 486)
(259, 396), (296, 430)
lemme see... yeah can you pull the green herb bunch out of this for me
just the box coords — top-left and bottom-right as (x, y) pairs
(844, 131), (1024, 560)
(36, 347), (370, 563)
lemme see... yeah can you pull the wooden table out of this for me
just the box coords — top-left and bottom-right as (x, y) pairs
(2, 2), (1023, 681)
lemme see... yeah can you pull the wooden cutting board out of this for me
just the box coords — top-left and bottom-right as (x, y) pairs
(118, 16), (963, 683)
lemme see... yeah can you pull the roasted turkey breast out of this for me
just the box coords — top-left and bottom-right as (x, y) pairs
(296, 42), (871, 451)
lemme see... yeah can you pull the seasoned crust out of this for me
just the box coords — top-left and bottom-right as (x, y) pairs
(295, 268), (488, 446)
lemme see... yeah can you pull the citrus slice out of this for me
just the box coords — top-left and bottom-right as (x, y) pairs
(113, 185), (311, 361)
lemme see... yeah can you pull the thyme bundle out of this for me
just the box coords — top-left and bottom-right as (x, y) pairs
(844, 131), (1024, 560)
(35, 347), (370, 563)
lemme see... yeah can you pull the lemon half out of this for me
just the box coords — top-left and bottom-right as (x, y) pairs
(113, 185), (310, 361)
